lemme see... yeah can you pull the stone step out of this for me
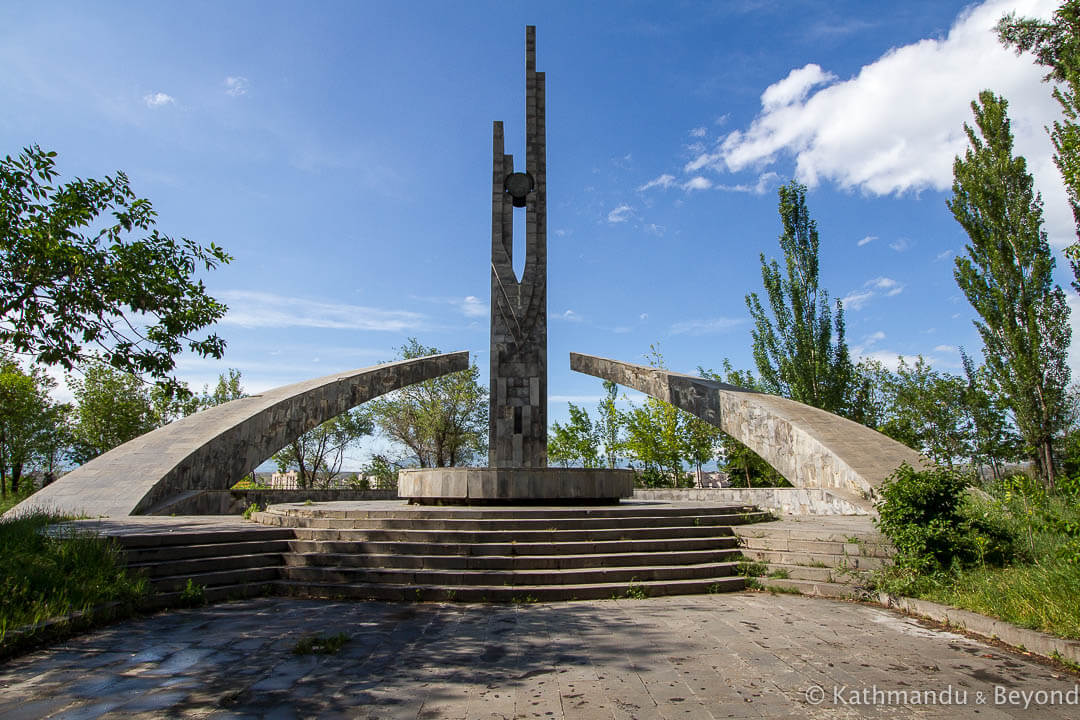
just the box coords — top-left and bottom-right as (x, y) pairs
(274, 575), (746, 602)
(255, 513), (753, 531)
(279, 561), (739, 587)
(738, 536), (891, 558)
(261, 505), (758, 521)
(113, 528), (294, 550)
(283, 548), (743, 571)
(285, 525), (746, 544)
(754, 576), (867, 600)
(757, 563), (870, 584)
(151, 566), (281, 593)
(738, 548), (884, 571)
(149, 580), (278, 610)
(129, 552), (285, 579)
(733, 526), (885, 545)
(285, 535), (740, 557)
(123, 539), (292, 564)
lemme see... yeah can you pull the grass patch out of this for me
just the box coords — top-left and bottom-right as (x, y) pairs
(872, 468), (1080, 640)
(0, 511), (148, 652)
(293, 632), (349, 655)
(766, 568), (790, 579)
(734, 560), (767, 577)
(0, 487), (37, 516)
(178, 579), (206, 607)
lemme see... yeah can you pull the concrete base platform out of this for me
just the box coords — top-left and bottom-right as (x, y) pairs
(397, 467), (635, 504)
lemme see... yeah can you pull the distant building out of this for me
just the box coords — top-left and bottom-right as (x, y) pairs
(694, 469), (731, 488)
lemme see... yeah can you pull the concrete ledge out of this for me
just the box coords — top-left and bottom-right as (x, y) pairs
(633, 487), (872, 515)
(152, 489), (398, 515)
(398, 468), (635, 504)
(880, 593), (1080, 665)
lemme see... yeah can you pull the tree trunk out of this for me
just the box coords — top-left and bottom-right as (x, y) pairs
(1042, 438), (1057, 489)
(10, 463), (21, 495)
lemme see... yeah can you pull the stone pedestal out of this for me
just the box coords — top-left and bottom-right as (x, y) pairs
(398, 468), (634, 505)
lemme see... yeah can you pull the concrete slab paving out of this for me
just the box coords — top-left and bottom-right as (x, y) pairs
(0, 594), (1076, 719)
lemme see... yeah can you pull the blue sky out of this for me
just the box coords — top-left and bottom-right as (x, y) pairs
(2, 0), (1076, 464)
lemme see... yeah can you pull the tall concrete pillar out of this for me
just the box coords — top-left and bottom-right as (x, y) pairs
(489, 25), (547, 468)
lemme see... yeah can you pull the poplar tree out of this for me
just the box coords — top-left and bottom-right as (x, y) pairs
(948, 91), (1072, 487)
(998, 2), (1080, 292)
(746, 180), (852, 414)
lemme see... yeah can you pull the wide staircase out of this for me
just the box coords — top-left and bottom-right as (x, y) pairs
(119, 525), (295, 606)
(732, 516), (890, 599)
(118, 503), (770, 603)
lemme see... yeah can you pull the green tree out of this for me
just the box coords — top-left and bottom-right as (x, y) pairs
(68, 363), (156, 463)
(746, 180), (852, 415)
(960, 350), (1022, 480)
(0, 356), (55, 495)
(273, 409), (373, 489)
(548, 403), (601, 468)
(879, 357), (972, 468)
(368, 339), (487, 468)
(998, 3), (1080, 294)
(620, 346), (695, 487)
(948, 91), (1072, 487)
(596, 380), (624, 469)
(200, 368), (246, 409)
(0, 146), (231, 397)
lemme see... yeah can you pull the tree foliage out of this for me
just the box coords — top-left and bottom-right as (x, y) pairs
(368, 339), (487, 468)
(68, 363), (156, 464)
(948, 91), (1072, 486)
(620, 346), (714, 487)
(548, 403), (601, 468)
(273, 409), (374, 489)
(0, 145), (231, 397)
(746, 180), (852, 415)
(0, 354), (64, 495)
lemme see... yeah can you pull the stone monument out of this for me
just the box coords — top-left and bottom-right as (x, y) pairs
(489, 25), (547, 468)
(398, 27), (635, 504)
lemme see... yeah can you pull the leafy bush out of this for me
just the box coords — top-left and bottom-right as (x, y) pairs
(875, 464), (975, 572)
(241, 502), (261, 520)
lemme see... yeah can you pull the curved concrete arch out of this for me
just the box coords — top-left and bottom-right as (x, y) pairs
(11, 352), (470, 518)
(570, 353), (925, 501)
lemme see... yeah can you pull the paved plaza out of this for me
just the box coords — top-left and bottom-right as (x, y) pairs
(0, 593), (1076, 719)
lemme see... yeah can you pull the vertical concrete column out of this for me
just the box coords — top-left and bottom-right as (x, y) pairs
(489, 26), (548, 468)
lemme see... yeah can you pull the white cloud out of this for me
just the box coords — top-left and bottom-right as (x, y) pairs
(216, 290), (424, 331)
(694, 1), (1072, 244)
(459, 295), (486, 317)
(889, 238), (911, 253)
(143, 92), (175, 108)
(558, 309), (582, 322)
(840, 289), (875, 311)
(857, 235), (876, 247)
(715, 172), (778, 194)
(638, 174), (676, 191)
(865, 331), (886, 345)
(644, 223), (665, 236)
(224, 76), (250, 97)
(607, 204), (633, 223)
(670, 316), (745, 335)
(760, 63), (837, 111)
(690, 126), (707, 138)
(844, 277), (906, 310)
(936, 249), (956, 261)
(682, 176), (713, 191)
(934, 344), (959, 353)
(869, 276), (905, 296)
(639, 313), (649, 321)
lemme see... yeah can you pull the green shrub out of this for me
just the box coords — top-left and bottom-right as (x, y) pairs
(875, 464), (975, 572)
(178, 579), (205, 607)
(242, 502), (261, 520)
